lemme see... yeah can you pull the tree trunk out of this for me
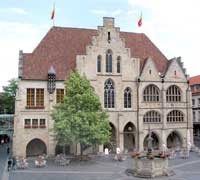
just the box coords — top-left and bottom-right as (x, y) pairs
(63, 145), (66, 155)
(80, 143), (83, 156)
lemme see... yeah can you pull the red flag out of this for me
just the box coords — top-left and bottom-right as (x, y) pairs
(138, 13), (142, 27)
(51, 4), (55, 20)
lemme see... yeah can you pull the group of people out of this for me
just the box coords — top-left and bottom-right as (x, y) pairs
(104, 147), (125, 161)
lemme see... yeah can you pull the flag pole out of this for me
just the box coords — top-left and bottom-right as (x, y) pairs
(53, 2), (55, 26)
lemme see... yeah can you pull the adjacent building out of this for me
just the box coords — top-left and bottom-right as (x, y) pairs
(190, 75), (200, 139)
(13, 17), (193, 157)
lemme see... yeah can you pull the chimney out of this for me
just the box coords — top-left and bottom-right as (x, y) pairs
(103, 17), (115, 28)
(18, 50), (23, 78)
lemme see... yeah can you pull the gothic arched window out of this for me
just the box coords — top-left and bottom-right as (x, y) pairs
(106, 49), (112, 73)
(117, 56), (121, 73)
(167, 110), (184, 122)
(104, 79), (115, 108)
(143, 84), (160, 102)
(166, 85), (181, 102)
(143, 111), (161, 123)
(124, 87), (131, 108)
(97, 55), (101, 73)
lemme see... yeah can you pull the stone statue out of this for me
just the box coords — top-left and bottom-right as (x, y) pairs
(147, 126), (153, 155)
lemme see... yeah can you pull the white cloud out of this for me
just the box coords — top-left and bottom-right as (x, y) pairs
(91, 9), (107, 15)
(91, 9), (123, 17)
(0, 8), (28, 15)
(0, 21), (49, 90)
(111, 9), (122, 16)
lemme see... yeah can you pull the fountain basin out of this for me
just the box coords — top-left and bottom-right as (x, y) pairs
(133, 157), (169, 178)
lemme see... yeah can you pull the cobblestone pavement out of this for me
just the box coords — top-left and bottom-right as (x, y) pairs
(7, 152), (200, 180)
(0, 144), (9, 180)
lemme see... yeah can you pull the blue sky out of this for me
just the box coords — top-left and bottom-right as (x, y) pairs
(1, 0), (200, 90)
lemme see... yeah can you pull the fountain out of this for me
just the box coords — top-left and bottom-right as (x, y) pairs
(126, 127), (175, 178)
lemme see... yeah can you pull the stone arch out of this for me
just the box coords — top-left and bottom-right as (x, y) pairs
(123, 122), (136, 152)
(0, 134), (10, 144)
(104, 122), (117, 152)
(143, 131), (160, 150)
(167, 131), (183, 149)
(26, 138), (47, 157)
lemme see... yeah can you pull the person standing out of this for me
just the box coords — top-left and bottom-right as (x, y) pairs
(12, 156), (16, 170)
(7, 147), (10, 155)
(7, 158), (12, 171)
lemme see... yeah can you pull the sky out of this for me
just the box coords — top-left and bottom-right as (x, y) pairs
(0, 0), (200, 91)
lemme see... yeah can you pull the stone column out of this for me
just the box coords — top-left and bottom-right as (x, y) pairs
(119, 132), (124, 152)
(161, 130), (167, 146)
(138, 131), (144, 152)
(76, 143), (81, 155)
(48, 93), (55, 156)
(98, 145), (104, 155)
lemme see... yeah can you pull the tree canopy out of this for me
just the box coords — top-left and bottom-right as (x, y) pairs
(0, 78), (18, 114)
(52, 71), (111, 155)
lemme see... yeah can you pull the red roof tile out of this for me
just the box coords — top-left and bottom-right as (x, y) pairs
(22, 26), (168, 80)
(189, 75), (200, 86)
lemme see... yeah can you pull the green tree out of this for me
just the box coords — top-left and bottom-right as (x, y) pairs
(0, 79), (18, 114)
(52, 71), (111, 156)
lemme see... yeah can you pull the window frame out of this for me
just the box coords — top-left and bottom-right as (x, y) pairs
(117, 56), (121, 73)
(166, 85), (181, 102)
(106, 49), (112, 73)
(56, 89), (64, 103)
(124, 87), (131, 108)
(24, 119), (31, 128)
(167, 110), (184, 123)
(143, 111), (161, 123)
(143, 84), (160, 102)
(104, 79), (115, 108)
(26, 88), (44, 109)
(97, 55), (101, 73)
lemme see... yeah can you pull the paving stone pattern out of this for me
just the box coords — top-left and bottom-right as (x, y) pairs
(5, 152), (200, 180)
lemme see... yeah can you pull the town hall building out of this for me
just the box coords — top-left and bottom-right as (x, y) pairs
(13, 17), (193, 157)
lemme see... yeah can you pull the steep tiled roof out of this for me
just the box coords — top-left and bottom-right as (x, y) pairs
(189, 75), (200, 86)
(189, 75), (200, 94)
(22, 26), (168, 80)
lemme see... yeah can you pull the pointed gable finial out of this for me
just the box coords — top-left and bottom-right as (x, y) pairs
(48, 66), (56, 75)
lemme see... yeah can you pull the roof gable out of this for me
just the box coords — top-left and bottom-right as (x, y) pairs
(164, 57), (187, 82)
(21, 26), (168, 80)
(140, 57), (161, 81)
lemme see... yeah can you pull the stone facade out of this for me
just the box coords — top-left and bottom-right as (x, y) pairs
(13, 17), (193, 157)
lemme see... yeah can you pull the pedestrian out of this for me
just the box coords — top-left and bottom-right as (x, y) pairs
(7, 147), (10, 155)
(7, 158), (12, 171)
(12, 156), (16, 170)
(1, 139), (4, 146)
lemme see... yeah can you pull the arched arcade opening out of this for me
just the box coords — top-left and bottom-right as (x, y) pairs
(143, 132), (160, 150)
(26, 138), (47, 157)
(167, 131), (182, 149)
(124, 122), (136, 152)
(104, 122), (117, 153)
